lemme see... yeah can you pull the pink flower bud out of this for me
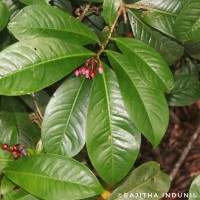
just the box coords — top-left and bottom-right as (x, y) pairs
(90, 72), (95, 78)
(98, 66), (103, 74)
(82, 67), (86, 75)
(74, 69), (79, 76)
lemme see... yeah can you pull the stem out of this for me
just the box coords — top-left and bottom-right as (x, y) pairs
(124, 3), (152, 11)
(31, 93), (43, 122)
(79, 3), (92, 21)
(97, 3), (126, 57)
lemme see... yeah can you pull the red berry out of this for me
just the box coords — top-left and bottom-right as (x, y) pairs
(9, 146), (14, 152)
(12, 151), (19, 159)
(13, 145), (18, 151)
(2, 143), (8, 150)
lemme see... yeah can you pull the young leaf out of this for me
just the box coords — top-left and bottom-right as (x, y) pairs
(102, 0), (120, 26)
(174, 0), (200, 43)
(136, 0), (187, 38)
(167, 75), (200, 106)
(107, 51), (169, 147)
(0, 37), (94, 95)
(0, 2), (9, 31)
(8, 5), (100, 45)
(114, 38), (174, 92)
(86, 64), (141, 185)
(189, 175), (200, 200)
(108, 161), (170, 200)
(1, 97), (40, 146)
(3, 154), (104, 200)
(42, 76), (92, 157)
(128, 10), (184, 66)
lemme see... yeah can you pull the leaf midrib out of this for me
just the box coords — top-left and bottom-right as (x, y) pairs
(107, 52), (155, 145)
(102, 70), (115, 184)
(8, 25), (98, 43)
(5, 170), (99, 190)
(60, 78), (85, 154)
(115, 38), (168, 91)
(0, 53), (93, 80)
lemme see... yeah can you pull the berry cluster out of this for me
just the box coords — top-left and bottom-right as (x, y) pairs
(1, 143), (28, 159)
(74, 57), (103, 79)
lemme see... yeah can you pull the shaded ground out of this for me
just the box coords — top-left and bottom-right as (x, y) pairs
(136, 101), (200, 200)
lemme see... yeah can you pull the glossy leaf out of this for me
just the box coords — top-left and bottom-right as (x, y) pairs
(2, 0), (24, 20)
(114, 38), (174, 91)
(107, 51), (169, 147)
(0, 2), (9, 31)
(1, 97), (40, 146)
(8, 5), (100, 45)
(108, 161), (170, 200)
(0, 176), (15, 195)
(189, 175), (200, 200)
(102, 0), (120, 26)
(0, 37), (94, 95)
(42, 76), (92, 157)
(174, 0), (200, 43)
(167, 75), (200, 106)
(0, 126), (19, 146)
(128, 10), (184, 66)
(136, 0), (187, 38)
(0, 148), (13, 172)
(86, 64), (141, 185)
(3, 154), (103, 199)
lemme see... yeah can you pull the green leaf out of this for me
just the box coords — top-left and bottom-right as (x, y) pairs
(0, 2), (9, 31)
(2, 0), (24, 20)
(1, 97), (40, 146)
(86, 64), (141, 185)
(52, 0), (72, 14)
(0, 126), (19, 146)
(167, 75), (200, 106)
(0, 148), (13, 172)
(0, 176), (15, 195)
(42, 76), (92, 157)
(102, 0), (120, 26)
(136, 0), (187, 38)
(174, 0), (200, 43)
(11, 188), (41, 200)
(128, 10), (184, 66)
(114, 38), (174, 91)
(0, 37), (94, 95)
(19, 0), (49, 5)
(189, 175), (200, 200)
(107, 51), (169, 147)
(108, 161), (170, 200)
(8, 5), (100, 45)
(3, 154), (103, 199)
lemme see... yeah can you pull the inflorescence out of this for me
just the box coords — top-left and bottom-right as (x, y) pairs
(74, 57), (103, 79)
(2, 143), (28, 159)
